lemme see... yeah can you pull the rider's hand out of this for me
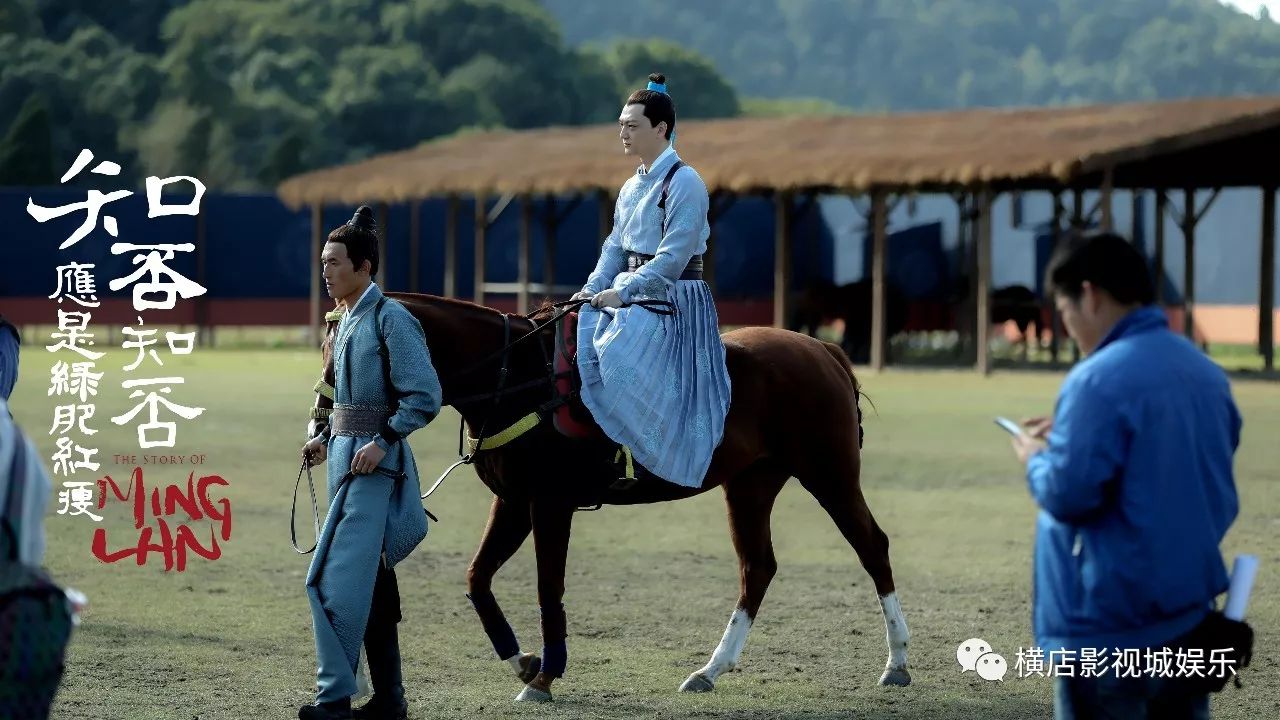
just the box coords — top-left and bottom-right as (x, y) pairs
(590, 288), (623, 309)
(302, 436), (327, 467)
(570, 290), (592, 302)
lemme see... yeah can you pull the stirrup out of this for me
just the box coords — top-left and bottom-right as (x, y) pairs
(610, 446), (638, 491)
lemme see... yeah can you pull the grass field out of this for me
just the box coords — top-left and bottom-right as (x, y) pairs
(9, 347), (1278, 720)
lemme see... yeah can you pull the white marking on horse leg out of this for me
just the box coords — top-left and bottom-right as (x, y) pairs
(879, 591), (909, 671)
(505, 653), (524, 673)
(697, 608), (754, 681)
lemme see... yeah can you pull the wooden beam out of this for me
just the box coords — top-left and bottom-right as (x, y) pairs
(518, 194), (532, 315)
(409, 200), (422, 293)
(1155, 190), (1167, 306)
(870, 191), (889, 371)
(474, 192), (487, 306)
(1182, 188), (1197, 343)
(443, 195), (457, 297)
(376, 202), (388, 289)
(772, 192), (793, 329)
(309, 204), (323, 346)
(976, 189), (994, 375)
(1261, 186), (1276, 372)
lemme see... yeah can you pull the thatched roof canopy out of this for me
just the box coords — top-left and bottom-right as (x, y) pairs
(277, 96), (1280, 208)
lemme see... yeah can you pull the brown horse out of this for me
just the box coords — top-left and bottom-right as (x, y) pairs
(308, 292), (911, 703)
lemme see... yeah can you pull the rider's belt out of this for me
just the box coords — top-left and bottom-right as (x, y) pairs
(330, 406), (393, 436)
(624, 251), (703, 280)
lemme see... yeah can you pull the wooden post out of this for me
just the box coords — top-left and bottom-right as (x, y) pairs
(409, 200), (422, 293)
(443, 195), (457, 297)
(976, 189), (994, 375)
(544, 194), (557, 297)
(704, 191), (718, 294)
(474, 192), (487, 305)
(773, 192), (793, 329)
(1155, 190), (1167, 306)
(1049, 192), (1063, 365)
(308, 204), (322, 346)
(1183, 188), (1196, 342)
(518, 194), (532, 315)
(957, 193), (975, 363)
(195, 205), (209, 346)
(597, 189), (612, 248)
(1100, 168), (1114, 232)
(376, 202), (389, 289)
(870, 191), (889, 371)
(1068, 192), (1083, 361)
(1261, 186), (1276, 372)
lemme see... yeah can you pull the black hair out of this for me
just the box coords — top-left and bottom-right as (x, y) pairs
(625, 72), (676, 140)
(326, 205), (379, 276)
(1045, 231), (1155, 306)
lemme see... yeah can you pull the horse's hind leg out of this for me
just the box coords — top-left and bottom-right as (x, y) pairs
(466, 496), (540, 684)
(680, 463), (789, 693)
(797, 462), (911, 687)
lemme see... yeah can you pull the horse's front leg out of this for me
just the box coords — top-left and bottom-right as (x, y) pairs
(514, 499), (575, 703)
(466, 496), (541, 684)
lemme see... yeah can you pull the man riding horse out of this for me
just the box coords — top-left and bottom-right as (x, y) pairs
(568, 72), (732, 489)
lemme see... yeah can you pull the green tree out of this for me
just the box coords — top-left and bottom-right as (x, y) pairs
(0, 92), (55, 185)
(0, 0), (43, 39)
(606, 39), (740, 119)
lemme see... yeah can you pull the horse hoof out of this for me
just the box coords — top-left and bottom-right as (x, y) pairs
(679, 672), (715, 693)
(517, 654), (542, 684)
(515, 685), (554, 703)
(879, 667), (912, 687)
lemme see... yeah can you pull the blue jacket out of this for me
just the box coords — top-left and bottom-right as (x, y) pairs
(1026, 305), (1240, 653)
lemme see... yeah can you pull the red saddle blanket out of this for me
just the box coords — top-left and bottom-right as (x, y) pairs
(552, 312), (606, 440)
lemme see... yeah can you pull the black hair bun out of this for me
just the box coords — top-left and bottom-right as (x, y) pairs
(348, 205), (377, 234)
(648, 72), (666, 85)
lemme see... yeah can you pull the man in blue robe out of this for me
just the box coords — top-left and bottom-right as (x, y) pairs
(571, 72), (732, 488)
(299, 206), (442, 720)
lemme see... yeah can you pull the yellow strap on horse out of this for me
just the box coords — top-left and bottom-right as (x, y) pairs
(614, 445), (635, 482)
(310, 407), (332, 420)
(324, 309), (345, 322)
(465, 412), (542, 453)
(313, 379), (334, 401)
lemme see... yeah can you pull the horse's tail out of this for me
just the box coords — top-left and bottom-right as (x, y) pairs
(820, 340), (867, 449)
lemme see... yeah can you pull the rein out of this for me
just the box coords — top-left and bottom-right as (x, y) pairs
(291, 455), (425, 555)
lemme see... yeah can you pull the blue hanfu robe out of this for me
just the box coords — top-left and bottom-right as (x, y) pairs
(577, 146), (732, 488)
(307, 283), (442, 702)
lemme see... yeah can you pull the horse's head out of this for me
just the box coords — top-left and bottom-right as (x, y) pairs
(305, 307), (342, 440)
(310, 292), (549, 428)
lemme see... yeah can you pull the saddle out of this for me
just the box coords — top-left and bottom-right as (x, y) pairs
(551, 311), (605, 441)
(550, 312), (643, 490)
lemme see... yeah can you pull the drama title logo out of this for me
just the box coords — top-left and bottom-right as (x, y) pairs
(33, 149), (232, 571)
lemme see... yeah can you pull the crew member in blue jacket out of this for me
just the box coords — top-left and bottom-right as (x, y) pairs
(1011, 232), (1241, 720)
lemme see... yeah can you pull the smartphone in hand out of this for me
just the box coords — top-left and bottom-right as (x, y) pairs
(994, 416), (1024, 437)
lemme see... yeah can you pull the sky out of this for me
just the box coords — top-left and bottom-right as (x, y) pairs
(1219, 0), (1280, 19)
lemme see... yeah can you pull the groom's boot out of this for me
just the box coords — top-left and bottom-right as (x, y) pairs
(354, 564), (408, 720)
